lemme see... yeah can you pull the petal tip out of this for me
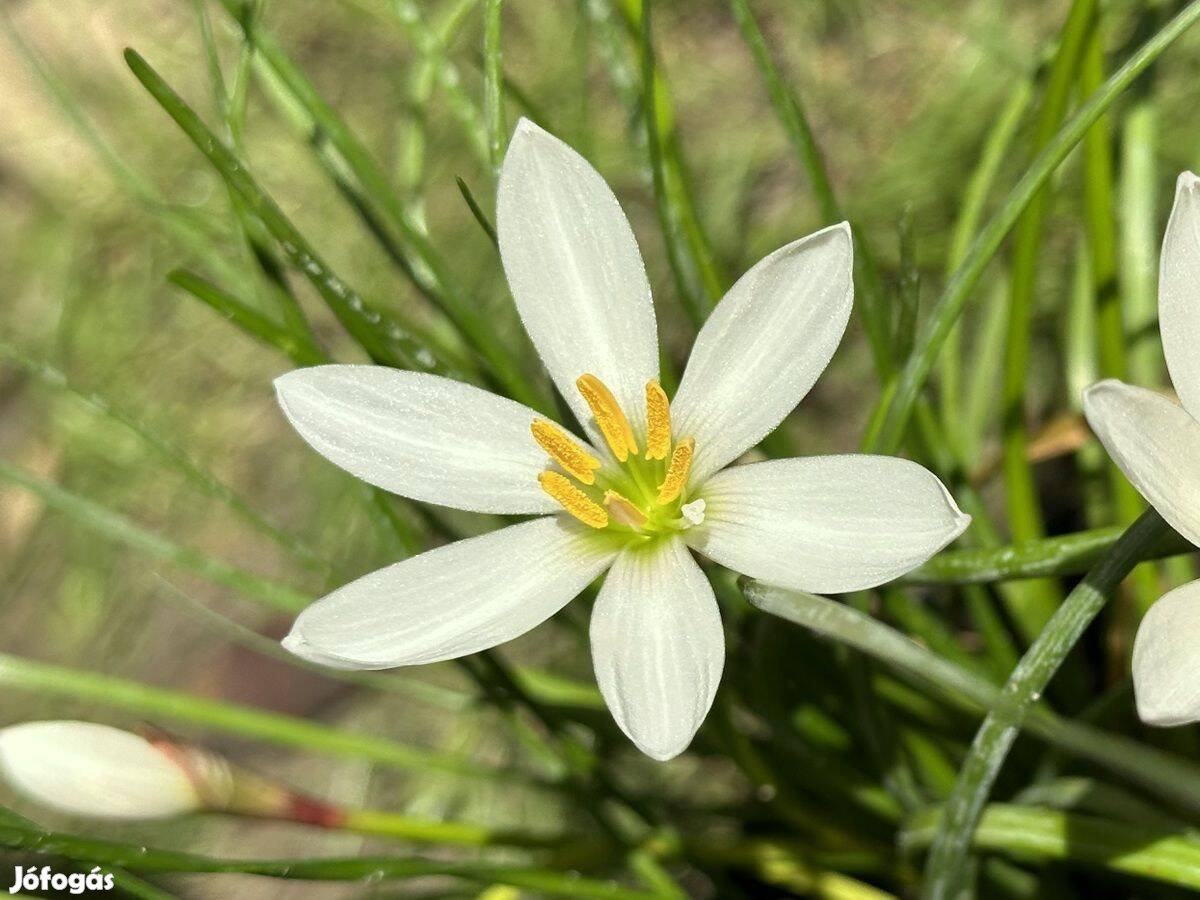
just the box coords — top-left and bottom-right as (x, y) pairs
(1177, 170), (1200, 195)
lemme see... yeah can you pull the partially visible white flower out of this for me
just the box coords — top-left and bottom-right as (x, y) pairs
(1083, 172), (1200, 726)
(276, 119), (970, 761)
(0, 721), (206, 819)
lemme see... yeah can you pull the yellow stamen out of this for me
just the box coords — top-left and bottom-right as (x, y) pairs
(657, 437), (694, 505)
(539, 471), (608, 529)
(604, 490), (648, 528)
(576, 374), (639, 461)
(644, 380), (671, 460)
(531, 419), (601, 485)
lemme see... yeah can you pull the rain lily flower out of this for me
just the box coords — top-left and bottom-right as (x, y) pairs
(0, 721), (347, 825)
(276, 119), (971, 760)
(0, 721), (215, 819)
(1084, 171), (1200, 727)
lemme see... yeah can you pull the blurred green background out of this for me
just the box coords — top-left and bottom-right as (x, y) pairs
(5, 0), (1200, 896)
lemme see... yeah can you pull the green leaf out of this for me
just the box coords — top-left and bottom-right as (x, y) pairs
(906, 521), (1191, 585)
(123, 48), (463, 382)
(484, 0), (506, 173)
(210, 3), (546, 410)
(0, 820), (656, 898)
(865, 0), (1200, 454)
(904, 804), (1200, 891)
(0, 652), (524, 785)
(920, 509), (1169, 900)
(742, 575), (1200, 818)
(0, 460), (311, 613)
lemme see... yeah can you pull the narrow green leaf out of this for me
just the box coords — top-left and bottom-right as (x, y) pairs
(997, 0), (1094, 606)
(906, 521), (1191, 585)
(168, 269), (326, 366)
(866, 0), (1200, 453)
(484, 0), (506, 173)
(0, 821), (654, 898)
(728, 0), (892, 376)
(0, 653), (522, 784)
(123, 48), (461, 381)
(455, 175), (500, 247)
(638, 0), (715, 325)
(0, 338), (326, 572)
(904, 804), (1200, 891)
(920, 509), (1169, 900)
(0, 459), (311, 614)
(939, 80), (1032, 436)
(212, 4), (545, 409)
(743, 577), (1200, 817)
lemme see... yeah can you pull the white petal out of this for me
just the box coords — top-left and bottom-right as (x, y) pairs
(1133, 580), (1200, 726)
(497, 119), (658, 444)
(590, 538), (723, 761)
(285, 517), (619, 668)
(671, 224), (854, 483)
(0, 722), (200, 819)
(686, 455), (970, 593)
(276, 365), (569, 515)
(1083, 379), (1200, 547)
(1159, 172), (1200, 418)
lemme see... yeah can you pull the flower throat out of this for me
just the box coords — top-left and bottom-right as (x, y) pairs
(532, 374), (700, 535)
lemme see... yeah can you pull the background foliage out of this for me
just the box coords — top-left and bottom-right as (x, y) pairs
(4, 0), (1200, 896)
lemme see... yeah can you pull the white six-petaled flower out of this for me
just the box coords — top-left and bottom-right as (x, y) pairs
(276, 119), (971, 760)
(1084, 172), (1200, 727)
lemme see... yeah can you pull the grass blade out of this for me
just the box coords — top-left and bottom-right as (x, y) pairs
(907, 522), (1191, 585)
(0, 652), (519, 784)
(123, 48), (465, 381)
(0, 459), (311, 613)
(904, 804), (1200, 890)
(865, 0), (1200, 454)
(484, 0), (506, 173)
(919, 509), (1169, 899)
(743, 578), (1200, 816)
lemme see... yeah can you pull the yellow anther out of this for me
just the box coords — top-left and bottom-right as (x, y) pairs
(576, 374), (639, 461)
(644, 380), (671, 461)
(539, 471), (608, 529)
(657, 437), (695, 505)
(604, 490), (648, 529)
(531, 419), (601, 485)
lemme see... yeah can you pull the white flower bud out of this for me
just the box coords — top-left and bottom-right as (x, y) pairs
(0, 721), (207, 820)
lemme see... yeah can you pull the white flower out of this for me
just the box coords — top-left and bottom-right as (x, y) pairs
(1084, 172), (1200, 727)
(0, 721), (205, 819)
(276, 119), (971, 760)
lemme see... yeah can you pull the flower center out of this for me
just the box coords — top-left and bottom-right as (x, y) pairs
(532, 375), (701, 536)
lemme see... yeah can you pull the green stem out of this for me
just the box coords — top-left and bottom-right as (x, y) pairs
(919, 509), (1169, 899)
(906, 521), (1191, 585)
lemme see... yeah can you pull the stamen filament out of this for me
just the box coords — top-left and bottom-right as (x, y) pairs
(577, 374), (639, 461)
(604, 490), (648, 528)
(657, 437), (695, 505)
(531, 419), (601, 484)
(645, 380), (671, 460)
(539, 471), (608, 529)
